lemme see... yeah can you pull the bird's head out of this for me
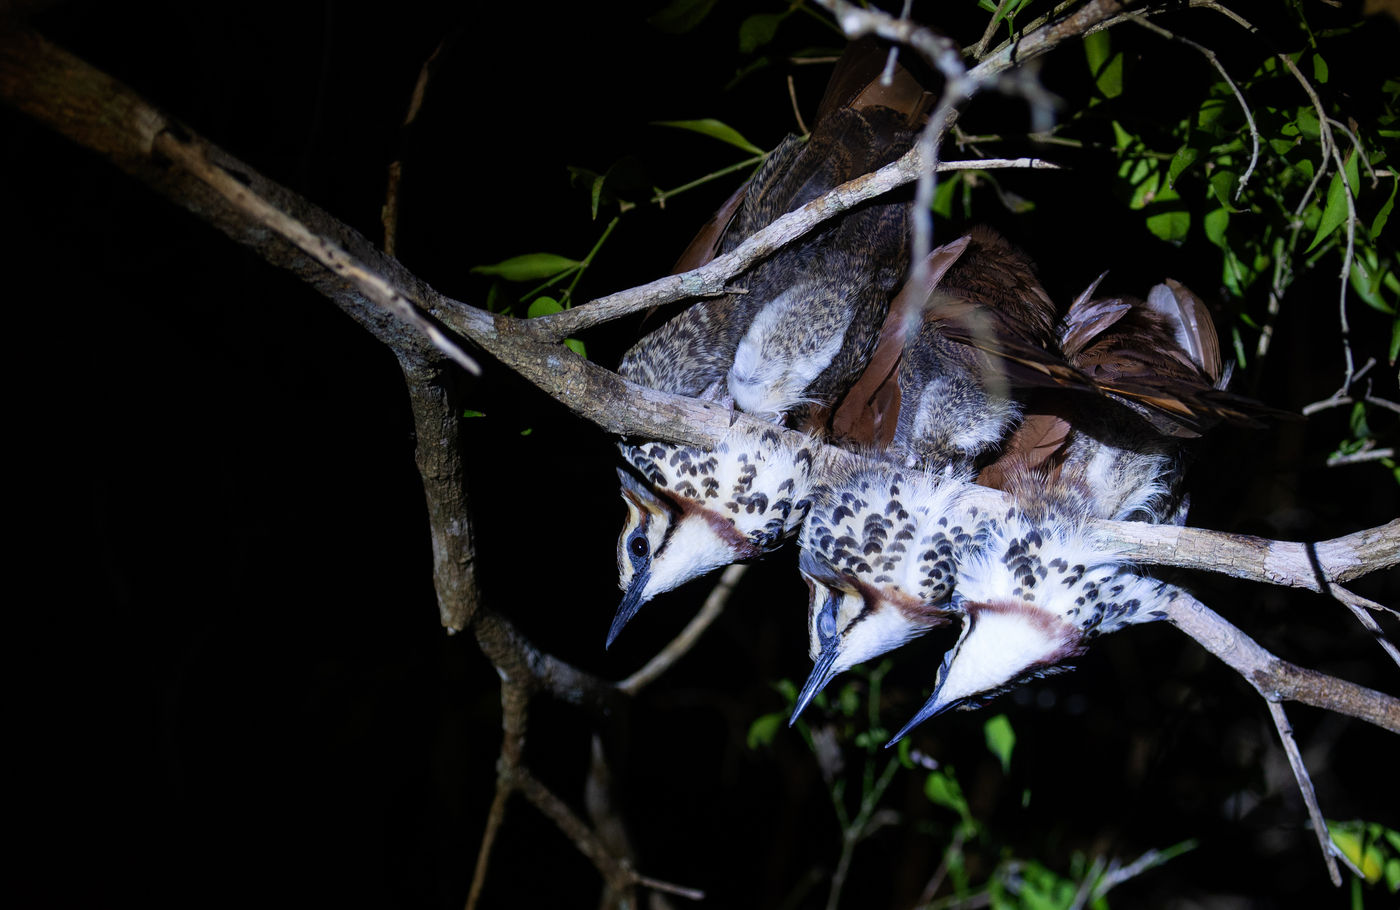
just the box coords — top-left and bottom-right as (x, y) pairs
(791, 463), (977, 721)
(610, 427), (821, 647)
(887, 488), (1171, 743)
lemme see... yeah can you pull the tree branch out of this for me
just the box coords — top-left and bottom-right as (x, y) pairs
(1163, 592), (1400, 732)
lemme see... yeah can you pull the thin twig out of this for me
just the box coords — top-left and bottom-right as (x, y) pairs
(465, 682), (530, 910)
(513, 764), (704, 902)
(150, 131), (482, 376)
(1266, 701), (1343, 886)
(383, 35), (450, 257)
(916, 828), (967, 906)
(973, 0), (1015, 61)
(618, 563), (748, 695)
(1327, 447), (1395, 467)
(536, 157), (1060, 340)
(1163, 592), (1400, 733)
(1125, 14), (1260, 198)
(1327, 584), (1400, 668)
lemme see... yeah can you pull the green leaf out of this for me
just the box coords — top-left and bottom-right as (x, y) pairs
(1197, 97), (1229, 134)
(526, 296), (564, 319)
(1307, 151), (1358, 252)
(1210, 170), (1242, 212)
(1350, 252), (1396, 313)
(1147, 208), (1190, 243)
(472, 254), (581, 282)
(1111, 120), (1135, 152)
(1166, 144), (1199, 189)
(590, 174), (605, 220)
(924, 768), (970, 820)
(648, 0), (718, 34)
(564, 337), (588, 358)
(1204, 207), (1230, 249)
(1296, 106), (1321, 140)
(932, 172), (962, 218)
(1371, 174), (1397, 239)
(746, 712), (784, 749)
(1095, 51), (1124, 99)
(520, 428), (533, 437)
(984, 714), (1015, 773)
(1313, 53), (1329, 84)
(462, 409), (485, 418)
(738, 13), (783, 53)
(1391, 316), (1399, 367)
(1349, 401), (1370, 439)
(654, 119), (765, 154)
(1083, 31), (1111, 76)
(1145, 187), (1189, 243)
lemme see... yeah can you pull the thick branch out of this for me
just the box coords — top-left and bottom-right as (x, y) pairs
(1101, 519), (1400, 590)
(4, 18), (1393, 617)
(0, 25), (453, 368)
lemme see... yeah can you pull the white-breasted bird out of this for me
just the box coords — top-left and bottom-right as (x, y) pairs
(791, 461), (990, 720)
(612, 424), (831, 647)
(790, 227), (1070, 717)
(887, 470), (1178, 743)
(608, 41), (933, 647)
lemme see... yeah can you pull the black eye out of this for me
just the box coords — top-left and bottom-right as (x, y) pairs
(629, 534), (649, 560)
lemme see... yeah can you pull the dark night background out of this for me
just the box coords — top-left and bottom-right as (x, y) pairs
(6, 2), (1398, 908)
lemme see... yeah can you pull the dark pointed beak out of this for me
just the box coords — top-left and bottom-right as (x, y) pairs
(606, 568), (651, 649)
(885, 685), (958, 747)
(790, 642), (841, 725)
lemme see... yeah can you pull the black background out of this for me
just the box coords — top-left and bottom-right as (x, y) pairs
(7, 2), (1398, 908)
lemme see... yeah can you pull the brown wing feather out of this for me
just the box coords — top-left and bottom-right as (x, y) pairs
(1063, 280), (1286, 435)
(826, 236), (972, 447)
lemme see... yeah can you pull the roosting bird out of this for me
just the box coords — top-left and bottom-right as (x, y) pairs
(608, 40), (934, 647)
(887, 468), (1179, 744)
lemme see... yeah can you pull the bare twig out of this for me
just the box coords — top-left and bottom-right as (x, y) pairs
(1164, 590), (1394, 881)
(465, 682), (530, 910)
(1126, 14), (1260, 198)
(618, 563), (749, 696)
(383, 35), (451, 256)
(1266, 701), (1343, 885)
(513, 764), (704, 902)
(813, 0), (966, 83)
(535, 157), (1060, 341)
(1326, 446), (1395, 467)
(1197, 0), (1364, 394)
(916, 828), (967, 906)
(973, 0), (1015, 61)
(152, 131), (482, 376)
(1163, 592), (1399, 733)
(1327, 584), (1400, 667)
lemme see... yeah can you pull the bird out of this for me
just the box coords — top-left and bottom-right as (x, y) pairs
(790, 226), (1069, 718)
(975, 275), (1277, 522)
(607, 41), (935, 647)
(612, 424), (831, 648)
(886, 467), (1179, 744)
(884, 226), (1066, 473)
(877, 278), (1284, 740)
(790, 461), (990, 720)
(619, 39), (931, 416)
